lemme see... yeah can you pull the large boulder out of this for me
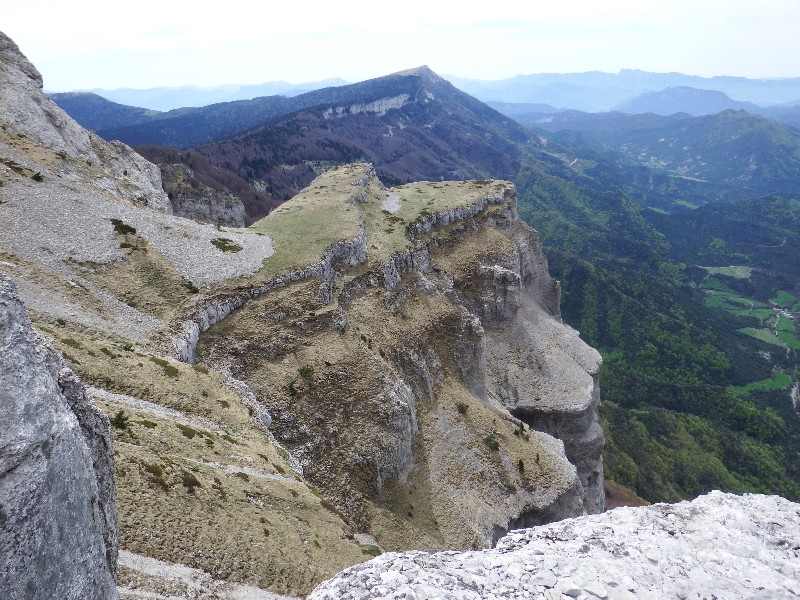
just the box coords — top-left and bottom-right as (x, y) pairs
(0, 274), (118, 600)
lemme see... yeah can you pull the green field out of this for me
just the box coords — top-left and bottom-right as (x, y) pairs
(673, 200), (699, 209)
(729, 371), (792, 394)
(772, 290), (799, 308)
(776, 316), (800, 349)
(703, 266), (752, 279)
(731, 308), (775, 319)
(738, 327), (784, 346)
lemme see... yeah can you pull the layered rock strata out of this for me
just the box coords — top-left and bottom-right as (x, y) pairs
(0, 275), (118, 600)
(308, 491), (800, 599)
(195, 167), (604, 552)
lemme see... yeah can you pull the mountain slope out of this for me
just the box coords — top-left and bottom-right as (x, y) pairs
(47, 91), (161, 131)
(616, 86), (762, 116)
(1, 32), (606, 596)
(190, 66), (533, 217)
(535, 110), (800, 202)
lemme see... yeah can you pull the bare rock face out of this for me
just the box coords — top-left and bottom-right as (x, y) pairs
(0, 275), (118, 600)
(308, 491), (800, 599)
(159, 163), (246, 227)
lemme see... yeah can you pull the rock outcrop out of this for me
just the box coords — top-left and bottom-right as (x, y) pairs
(159, 163), (246, 227)
(0, 275), (118, 600)
(195, 167), (604, 552)
(308, 491), (800, 599)
(0, 31), (171, 213)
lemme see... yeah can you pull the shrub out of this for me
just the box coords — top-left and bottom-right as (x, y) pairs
(110, 410), (129, 430)
(181, 471), (202, 493)
(456, 402), (469, 415)
(150, 356), (179, 378)
(211, 237), (243, 253)
(176, 424), (197, 439)
(483, 433), (500, 451)
(110, 218), (136, 236)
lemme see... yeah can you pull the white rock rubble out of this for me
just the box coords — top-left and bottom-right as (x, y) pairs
(308, 491), (800, 599)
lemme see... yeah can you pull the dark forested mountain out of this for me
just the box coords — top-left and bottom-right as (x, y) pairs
(47, 91), (161, 131)
(188, 66), (533, 212)
(134, 145), (282, 223)
(61, 66), (527, 150)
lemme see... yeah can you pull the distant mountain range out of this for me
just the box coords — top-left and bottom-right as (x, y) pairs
(531, 109), (800, 201)
(445, 69), (800, 111)
(61, 79), (349, 111)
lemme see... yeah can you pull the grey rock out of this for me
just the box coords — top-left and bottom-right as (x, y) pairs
(309, 492), (800, 599)
(160, 163), (246, 227)
(0, 30), (170, 213)
(0, 274), (118, 599)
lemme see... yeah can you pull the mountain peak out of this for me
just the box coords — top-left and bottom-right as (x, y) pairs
(0, 30), (43, 88)
(390, 65), (444, 83)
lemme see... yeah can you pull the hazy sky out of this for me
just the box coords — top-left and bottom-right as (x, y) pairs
(5, 0), (800, 91)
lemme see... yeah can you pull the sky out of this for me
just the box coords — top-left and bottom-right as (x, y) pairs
(4, 0), (800, 91)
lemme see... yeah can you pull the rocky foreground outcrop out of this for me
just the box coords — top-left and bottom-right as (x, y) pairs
(309, 491), (800, 599)
(0, 275), (118, 599)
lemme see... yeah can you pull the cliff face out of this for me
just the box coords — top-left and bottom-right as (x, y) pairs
(0, 275), (118, 600)
(193, 165), (604, 551)
(308, 491), (800, 599)
(159, 163), (246, 227)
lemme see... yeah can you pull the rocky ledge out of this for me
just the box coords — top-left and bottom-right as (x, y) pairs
(308, 491), (800, 599)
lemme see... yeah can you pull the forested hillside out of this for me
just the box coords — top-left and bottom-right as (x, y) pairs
(516, 138), (800, 502)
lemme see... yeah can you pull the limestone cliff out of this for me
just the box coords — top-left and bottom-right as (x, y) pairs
(159, 163), (247, 227)
(308, 491), (800, 599)
(0, 275), (118, 599)
(192, 165), (604, 551)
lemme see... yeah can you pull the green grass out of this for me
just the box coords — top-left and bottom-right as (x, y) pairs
(250, 165), (365, 276)
(729, 371), (792, 394)
(702, 266), (752, 279)
(730, 308), (775, 319)
(700, 277), (735, 292)
(777, 316), (796, 332)
(211, 238), (243, 253)
(775, 316), (800, 349)
(772, 290), (799, 308)
(250, 164), (511, 278)
(737, 327), (784, 347)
